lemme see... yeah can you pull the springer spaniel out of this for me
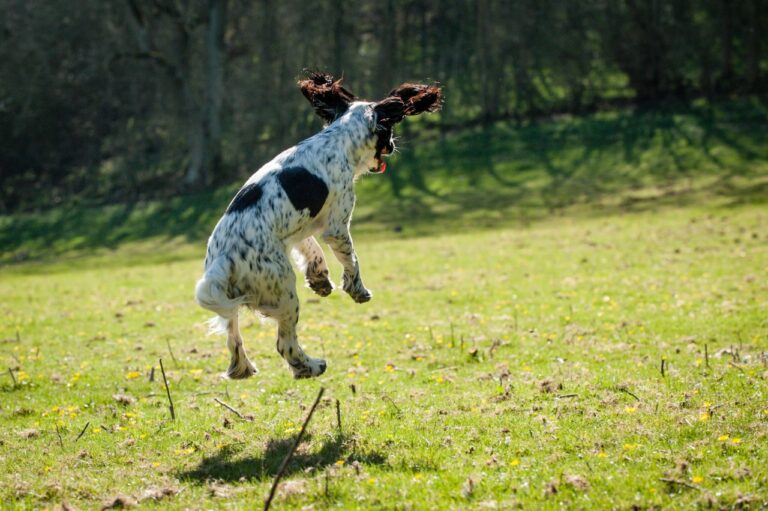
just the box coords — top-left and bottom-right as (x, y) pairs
(195, 72), (442, 379)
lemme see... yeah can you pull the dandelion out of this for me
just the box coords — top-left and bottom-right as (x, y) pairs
(691, 475), (704, 484)
(698, 412), (709, 422)
(623, 443), (639, 451)
(384, 364), (396, 373)
(335, 459), (345, 466)
(126, 371), (141, 380)
(510, 458), (520, 466)
(717, 434), (729, 442)
(624, 406), (637, 414)
(367, 478), (376, 484)
(596, 451), (608, 458)
(435, 375), (444, 383)
(413, 473), (423, 481)
(16, 370), (30, 382)
(521, 366), (532, 372)
(730, 437), (741, 445)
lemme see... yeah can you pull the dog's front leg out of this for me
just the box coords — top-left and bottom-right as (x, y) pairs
(323, 225), (371, 304)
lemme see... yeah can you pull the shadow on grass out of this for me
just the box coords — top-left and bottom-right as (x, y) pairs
(178, 432), (386, 483)
(1, 98), (767, 265)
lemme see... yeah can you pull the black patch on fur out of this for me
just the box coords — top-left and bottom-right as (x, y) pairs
(277, 167), (328, 217)
(226, 183), (263, 214)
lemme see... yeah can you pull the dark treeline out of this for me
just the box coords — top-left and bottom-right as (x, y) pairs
(1, 0), (765, 213)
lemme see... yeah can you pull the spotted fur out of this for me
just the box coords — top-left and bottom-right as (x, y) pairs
(195, 75), (442, 379)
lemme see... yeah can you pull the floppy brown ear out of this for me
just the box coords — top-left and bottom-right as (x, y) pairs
(387, 83), (443, 116)
(298, 71), (357, 123)
(373, 97), (406, 129)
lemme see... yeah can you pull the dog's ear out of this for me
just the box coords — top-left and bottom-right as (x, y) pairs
(387, 83), (443, 116)
(298, 71), (356, 124)
(373, 97), (406, 129)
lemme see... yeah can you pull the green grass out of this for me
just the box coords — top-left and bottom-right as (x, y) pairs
(1, 100), (768, 509)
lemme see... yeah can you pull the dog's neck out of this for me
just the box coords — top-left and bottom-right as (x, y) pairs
(316, 102), (377, 178)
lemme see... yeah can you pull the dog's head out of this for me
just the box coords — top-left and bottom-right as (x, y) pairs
(298, 72), (443, 174)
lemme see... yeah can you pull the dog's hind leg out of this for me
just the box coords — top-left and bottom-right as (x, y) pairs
(292, 236), (333, 297)
(224, 312), (258, 379)
(272, 269), (326, 379)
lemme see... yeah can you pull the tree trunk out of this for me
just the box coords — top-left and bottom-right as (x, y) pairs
(184, 0), (226, 188)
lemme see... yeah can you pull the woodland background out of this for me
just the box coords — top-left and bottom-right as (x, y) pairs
(1, 0), (766, 213)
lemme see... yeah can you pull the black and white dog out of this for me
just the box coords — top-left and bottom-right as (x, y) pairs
(195, 73), (442, 379)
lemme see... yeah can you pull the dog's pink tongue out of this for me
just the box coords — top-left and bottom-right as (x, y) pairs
(379, 161), (387, 173)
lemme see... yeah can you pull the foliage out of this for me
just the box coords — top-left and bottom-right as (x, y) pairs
(1, 0), (767, 212)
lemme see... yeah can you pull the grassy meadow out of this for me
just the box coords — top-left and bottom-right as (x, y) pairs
(1, 101), (767, 509)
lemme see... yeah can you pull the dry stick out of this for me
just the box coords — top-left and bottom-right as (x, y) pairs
(381, 393), (402, 416)
(335, 399), (342, 434)
(659, 478), (702, 491)
(660, 358), (666, 377)
(214, 398), (244, 419)
(159, 358), (175, 420)
(617, 387), (641, 402)
(264, 387), (325, 511)
(165, 339), (178, 365)
(75, 421), (90, 442)
(148, 366), (155, 383)
(55, 423), (64, 449)
(704, 343), (709, 369)
(555, 393), (578, 399)
(7, 368), (17, 387)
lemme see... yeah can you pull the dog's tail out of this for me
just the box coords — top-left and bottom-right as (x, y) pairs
(194, 256), (244, 332)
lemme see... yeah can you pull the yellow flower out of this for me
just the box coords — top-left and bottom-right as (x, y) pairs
(691, 475), (704, 484)
(334, 459), (345, 466)
(16, 370), (30, 382)
(624, 406), (637, 414)
(435, 376), (444, 383)
(384, 364), (395, 373)
(126, 371), (141, 380)
(596, 451), (608, 458)
(413, 473), (423, 481)
(730, 437), (741, 445)
(698, 412), (709, 422)
(717, 434), (729, 442)
(367, 478), (376, 484)
(623, 443), (639, 450)
(510, 458), (520, 466)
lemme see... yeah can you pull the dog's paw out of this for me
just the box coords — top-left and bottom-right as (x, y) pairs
(350, 288), (372, 303)
(289, 357), (327, 379)
(308, 278), (333, 297)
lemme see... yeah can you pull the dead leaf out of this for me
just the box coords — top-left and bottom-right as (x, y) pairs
(18, 428), (39, 439)
(112, 393), (136, 406)
(564, 474), (590, 492)
(101, 495), (136, 509)
(278, 480), (307, 499)
(140, 486), (178, 502)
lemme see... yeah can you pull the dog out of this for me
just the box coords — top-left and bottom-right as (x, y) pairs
(195, 72), (442, 379)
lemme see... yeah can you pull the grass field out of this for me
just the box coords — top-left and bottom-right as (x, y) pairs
(1, 101), (767, 509)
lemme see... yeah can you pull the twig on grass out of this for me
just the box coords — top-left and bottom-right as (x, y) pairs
(660, 358), (666, 377)
(335, 399), (342, 434)
(728, 361), (747, 374)
(704, 343), (709, 369)
(75, 421), (90, 442)
(159, 358), (175, 420)
(264, 387), (325, 511)
(7, 368), (17, 387)
(55, 424), (64, 449)
(660, 478), (702, 491)
(616, 386), (641, 402)
(214, 398), (244, 419)
(165, 339), (178, 365)
(381, 393), (403, 416)
(555, 393), (578, 399)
